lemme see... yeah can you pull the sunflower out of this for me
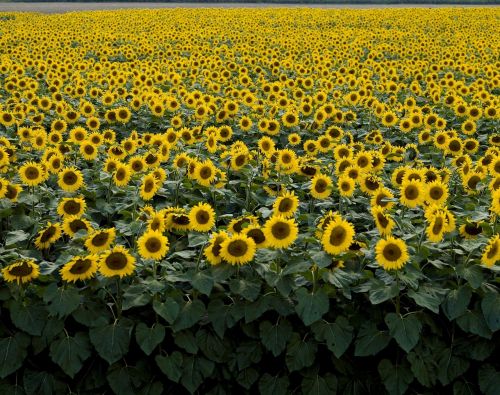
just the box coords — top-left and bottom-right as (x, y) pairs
(459, 221), (483, 239)
(113, 163), (132, 187)
(58, 167), (84, 192)
(426, 213), (447, 242)
(99, 245), (136, 278)
(63, 216), (92, 237)
(220, 234), (256, 265)
(60, 255), (98, 282)
(85, 228), (116, 253)
(400, 180), (425, 208)
(189, 203), (216, 232)
(137, 230), (169, 261)
(194, 161), (217, 187)
(263, 216), (299, 249)
(80, 141), (98, 161)
(57, 196), (86, 218)
(140, 174), (159, 201)
(372, 207), (395, 236)
(2, 259), (40, 284)
(338, 175), (355, 197)
(375, 237), (409, 270)
(242, 225), (268, 248)
(426, 181), (449, 206)
(321, 217), (355, 255)
(311, 174), (332, 199)
(481, 235), (500, 267)
(370, 188), (395, 211)
(228, 215), (259, 234)
(272, 191), (299, 218)
(19, 161), (45, 186)
(204, 231), (229, 265)
(4, 183), (22, 202)
(34, 222), (62, 250)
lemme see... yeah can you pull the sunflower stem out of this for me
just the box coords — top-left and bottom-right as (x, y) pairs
(115, 277), (123, 318)
(395, 273), (401, 315)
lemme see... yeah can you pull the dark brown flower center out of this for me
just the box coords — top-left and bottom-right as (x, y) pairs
(69, 258), (92, 274)
(63, 171), (78, 185)
(195, 210), (210, 225)
(9, 261), (33, 277)
(145, 237), (162, 253)
(105, 252), (128, 270)
(271, 221), (291, 240)
(329, 226), (346, 246)
(383, 244), (402, 261)
(91, 232), (110, 247)
(25, 166), (40, 180)
(227, 240), (248, 257)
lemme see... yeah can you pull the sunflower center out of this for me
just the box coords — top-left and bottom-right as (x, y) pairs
(464, 223), (482, 236)
(64, 200), (81, 215)
(91, 232), (109, 247)
(329, 225), (346, 246)
(144, 180), (155, 193)
(63, 171), (78, 185)
(377, 213), (389, 228)
(145, 237), (162, 253)
(235, 155), (246, 167)
(200, 166), (212, 179)
(429, 187), (443, 200)
(84, 145), (94, 154)
(195, 210), (210, 225)
(70, 259), (92, 274)
(382, 244), (402, 261)
(315, 179), (327, 193)
(70, 219), (88, 233)
(467, 176), (480, 189)
(271, 221), (291, 240)
(25, 166), (40, 180)
(173, 215), (190, 225)
(105, 252), (128, 270)
(8, 261), (33, 277)
(40, 226), (57, 243)
(278, 198), (293, 213)
(227, 240), (248, 257)
(404, 185), (419, 200)
(247, 228), (265, 244)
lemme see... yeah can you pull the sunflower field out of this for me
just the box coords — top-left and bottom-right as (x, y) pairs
(0, 7), (498, 394)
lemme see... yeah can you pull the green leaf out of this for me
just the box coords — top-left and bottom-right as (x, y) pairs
(407, 350), (438, 388)
(385, 313), (422, 352)
(23, 369), (64, 395)
(43, 284), (81, 318)
(8, 300), (47, 336)
(437, 349), (470, 386)
(478, 364), (500, 395)
(135, 323), (165, 356)
(89, 318), (134, 364)
(72, 300), (111, 328)
(295, 288), (329, 326)
(457, 264), (484, 289)
(0, 333), (30, 379)
(49, 332), (91, 378)
(196, 329), (229, 363)
(106, 364), (137, 395)
(301, 373), (338, 395)
(153, 298), (179, 324)
(192, 271), (213, 296)
(369, 280), (399, 305)
(309, 250), (331, 269)
(285, 333), (317, 372)
(236, 341), (262, 370)
(456, 310), (492, 339)
(230, 278), (260, 301)
(156, 352), (183, 383)
(172, 300), (205, 332)
(407, 285), (445, 314)
(354, 322), (391, 357)
(378, 359), (413, 395)
(311, 316), (353, 358)
(442, 286), (472, 321)
(121, 285), (151, 311)
(180, 355), (214, 394)
(237, 368), (259, 390)
(207, 299), (228, 338)
(188, 232), (208, 247)
(174, 331), (198, 354)
(259, 319), (292, 357)
(5, 230), (29, 246)
(481, 292), (500, 331)
(258, 374), (289, 395)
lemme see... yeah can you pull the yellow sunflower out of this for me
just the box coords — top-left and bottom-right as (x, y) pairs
(99, 245), (136, 278)
(310, 174), (332, 199)
(481, 235), (500, 267)
(220, 234), (256, 265)
(140, 174), (158, 201)
(62, 216), (92, 238)
(57, 196), (86, 218)
(58, 166), (84, 192)
(85, 228), (116, 253)
(400, 180), (426, 208)
(272, 191), (299, 218)
(189, 203), (216, 232)
(263, 216), (299, 249)
(19, 161), (45, 186)
(375, 237), (409, 270)
(204, 231), (229, 265)
(2, 259), (40, 284)
(321, 217), (355, 255)
(34, 222), (62, 250)
(60, 255), (98, 282)
(137, 230), (169, 261)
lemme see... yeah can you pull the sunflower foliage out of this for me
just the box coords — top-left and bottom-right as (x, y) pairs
(0, 8), (499, 395)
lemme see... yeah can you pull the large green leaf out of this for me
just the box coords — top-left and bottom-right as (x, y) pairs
(155, 351), (183, 383)
(407, 350), (438, 388)
(259, 319), (292, 357)
(180, 355), (214, 394)
(49, 332), (91, 378)
(481, 292), (500, 331)
(285, 333), (317, 372)
(311, 317), (353, 358)
(8, 300), (47, 336)
(192, 271), (214, 296)
(456, 310), (492, 339)
(437, 349), (470, 386)
(229, 278), (261, 301)
(0, 333), (30, 379)
(354, 322), (391, 357)
(407, 285), (445, 314)
(385, 313), (422, 352)
(369, 280), (399, 305)
(172, 300), (205, 332)
(153, 298), (179, 324)
(295, 288), (329, 325)
(43, 284), (81, 318)
(258, 374), (289, 395)
(135, 323), (165, 356)
(89, 318), (134, 364)
(301, 373), (338, 395)
(378, 359), (413, 395)
(478, 364), (500, 395)
(442, 286), (472, 321)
